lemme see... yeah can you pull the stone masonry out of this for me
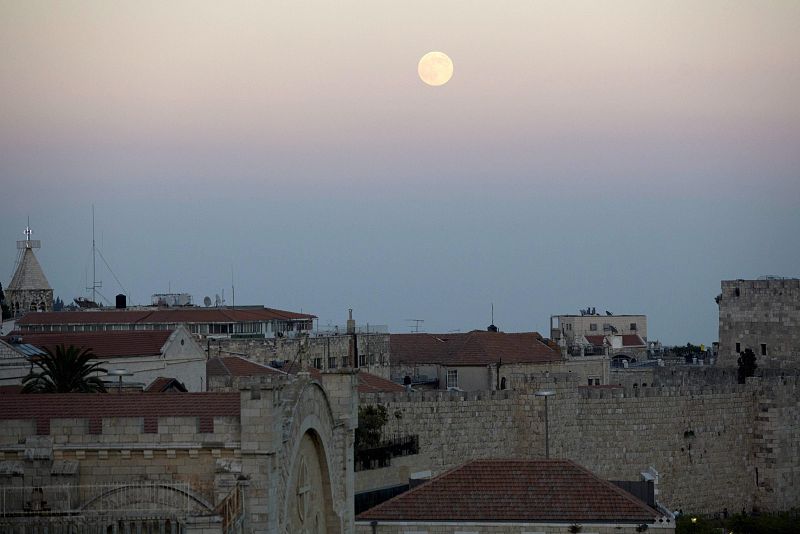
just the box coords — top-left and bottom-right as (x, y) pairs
(358, 367), (800, 515)
(718, 278), (800, 368)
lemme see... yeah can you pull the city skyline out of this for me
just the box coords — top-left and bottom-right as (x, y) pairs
(2, 1), (799, 344)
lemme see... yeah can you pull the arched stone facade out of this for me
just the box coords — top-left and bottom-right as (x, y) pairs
(278, 380), (351, 534)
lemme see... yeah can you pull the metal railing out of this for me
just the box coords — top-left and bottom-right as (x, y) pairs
(1, 482), (193, 517)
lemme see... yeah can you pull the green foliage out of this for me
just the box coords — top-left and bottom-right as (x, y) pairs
(355, 404), (388, 450)
(53, 296), (65, 311)
(22, 344), (107, 393)
(737, 348), (758, 384)
(568, 524), (582, 533)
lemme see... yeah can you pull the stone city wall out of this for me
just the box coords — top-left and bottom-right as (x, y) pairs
(358, 369), (800, 514)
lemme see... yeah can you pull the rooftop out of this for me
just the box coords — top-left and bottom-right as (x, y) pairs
(8, 247), (51, 291)
(207, 356), (286, 378)
(391, 331), (561, 366)
(2, 330), (174, 359)
(16, 307), (315, 326)
(357, 459), (659, 523)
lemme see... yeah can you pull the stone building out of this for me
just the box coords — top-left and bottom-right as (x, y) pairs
(0, 326), (207, 391)
(15, 306), (315, 339)
(357, 459), (674, 533)
(717, 278), (800, 368)
(390, 329), (608, 390)
(0, 369), (357, 533)
(551, 311), (647, 350)
(5, 225), (53, 317)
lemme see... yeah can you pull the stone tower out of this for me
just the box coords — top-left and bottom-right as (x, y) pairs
(6, 224), (53, 317)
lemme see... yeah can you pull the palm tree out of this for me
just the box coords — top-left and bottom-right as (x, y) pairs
(22, 344), (108, 393)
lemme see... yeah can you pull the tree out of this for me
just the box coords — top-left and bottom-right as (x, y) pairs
(737, 348), (757, 384)
(355, 404), (388, 450)
(22, 345), (107, 393)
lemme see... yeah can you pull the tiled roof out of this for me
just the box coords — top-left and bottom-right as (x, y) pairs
(622, 334), (646, 347)
(8, 248), (51, 291)
(391, 331), (562, 366)
(144, 377), (187, 392)
(357, 372), (404, 394)
(0, 392), (240, 434)
(357, 459), (659, 523)
(584, 335), (608, 346)
(207, 356), (286, 377)
(280, 360), (322, 380)
(17, 307), (315, 326)
(2, 330), (173, 359)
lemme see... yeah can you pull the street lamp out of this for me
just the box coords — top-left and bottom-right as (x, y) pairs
(535, 390), (555, 459)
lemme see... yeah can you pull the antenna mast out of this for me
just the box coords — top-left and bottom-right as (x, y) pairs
(406, 319), (425, 333)
(86, 205), (102, 303)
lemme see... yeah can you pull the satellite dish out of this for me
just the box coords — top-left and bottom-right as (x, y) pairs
(203, 296), (212, 307)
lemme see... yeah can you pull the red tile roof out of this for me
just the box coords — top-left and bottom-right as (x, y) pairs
(357, 372), (404, 394)
(280, 360), (323, 380)
(584, 335), (608, 346)
(144, 377), (187, 392)
(357, 459), (659, 523)
(16, 307), (315, 326)
(280, 361), (399, 393)
(621, 334), (646, 347)
(2, 330), (173, 358)
(0, 392), (240, 435)
(207, 356), (286, 377)
(391, 331), (562, 366)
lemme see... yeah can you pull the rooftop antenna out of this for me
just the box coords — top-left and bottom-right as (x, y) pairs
(491, 303), (494, 325)
(406, 319), (424, 333)
(231, 267), (235, 310)
(85, 205), (102, 304)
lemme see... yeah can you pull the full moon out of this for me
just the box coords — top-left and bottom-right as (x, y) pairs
(418, 51), (453, 86)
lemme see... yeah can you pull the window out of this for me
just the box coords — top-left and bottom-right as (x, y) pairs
(630, 323), (637, 331)
(565, 323), (572, 331)
(358, 353), (367, 367)
(312, 358), (322, 369)
(735, 342), (741, 353)
(328, 356), (337, 369)
(446, 369), (458, 389)
(761, 343), (767, 356)
(589, 323), (597, 331)
(588, 377), (600, 386)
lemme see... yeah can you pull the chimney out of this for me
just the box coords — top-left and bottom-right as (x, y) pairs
(346, 308), (356, 334)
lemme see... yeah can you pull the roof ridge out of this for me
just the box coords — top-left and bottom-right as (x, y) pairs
(561, 459), (658, 516)
(356, 461), (472, 520)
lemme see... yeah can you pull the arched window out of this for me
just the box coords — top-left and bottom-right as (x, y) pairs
(29, 302), (37, 311)
(500, 377), (507, 390)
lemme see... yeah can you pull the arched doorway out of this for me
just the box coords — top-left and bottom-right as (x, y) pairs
(287, 431), (338, 534)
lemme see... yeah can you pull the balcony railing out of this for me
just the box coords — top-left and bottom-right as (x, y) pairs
(355, 435), (419, 472)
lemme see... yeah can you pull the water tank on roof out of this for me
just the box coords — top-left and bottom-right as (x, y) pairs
(116, 294), (127, 309)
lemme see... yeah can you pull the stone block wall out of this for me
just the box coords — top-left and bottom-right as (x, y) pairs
(357, 369), (800, 515)
(718, 279), (800, 368)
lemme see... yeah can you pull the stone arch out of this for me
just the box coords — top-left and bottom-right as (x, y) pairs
(281, 381), (343, 534)
(79, 483), (214, 516)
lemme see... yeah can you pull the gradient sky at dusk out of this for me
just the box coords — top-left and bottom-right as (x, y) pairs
(2, 1), (799, 343)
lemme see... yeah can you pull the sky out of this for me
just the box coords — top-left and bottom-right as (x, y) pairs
(1, 1), (798, 344)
